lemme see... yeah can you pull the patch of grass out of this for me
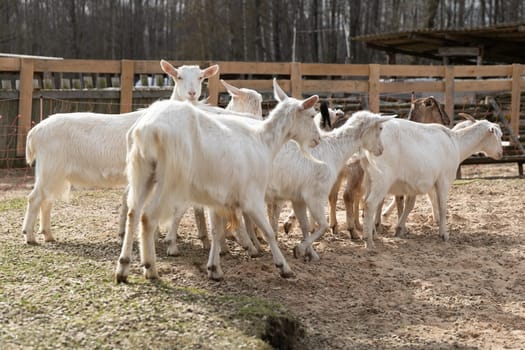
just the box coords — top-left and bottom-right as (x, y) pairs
(0, 241), (291, 349)
(453, 179), (477, 186)
(0, 197), (26, 212)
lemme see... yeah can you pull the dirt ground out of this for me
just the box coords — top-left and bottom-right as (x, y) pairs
(1, 163), (525, 349)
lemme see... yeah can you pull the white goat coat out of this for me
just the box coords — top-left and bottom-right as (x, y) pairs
(128, 100), (297, 217)
(264, 111), (389, 259)
(362, 118), (503, 248)
(116, 87), (321, 282)
(26, 110), (145, 199)
(364, 119), (501, 196)
(267, 112), (385, 203)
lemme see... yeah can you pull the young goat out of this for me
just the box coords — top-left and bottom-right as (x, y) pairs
(22, 60), (219, 244)
(281, 102), (347, 234)
(361, 118), (503, 249)
(115, 79), (320, 282)
(264, 111), (393, 260)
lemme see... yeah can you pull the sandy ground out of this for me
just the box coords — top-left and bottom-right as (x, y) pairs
(1, 163), (524, 349)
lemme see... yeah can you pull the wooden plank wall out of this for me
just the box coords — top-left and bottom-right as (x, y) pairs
(1, 57), (524, 157)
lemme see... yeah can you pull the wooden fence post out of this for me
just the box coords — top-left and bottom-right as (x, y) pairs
(511, 63), (521, 137)
(16, 58), (34, 156)
(207, 70), (220, 106)
(290, 62), (302, 98)
(444, 65), (455, 126)
(368, 64), (380, 113)
(120, 60), (134, 113)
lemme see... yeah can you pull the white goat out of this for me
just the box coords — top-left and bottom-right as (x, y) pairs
(361, 118), (503, 249)
(264, 111), (393, 261)
(388, 112), (478, 234)
(281, 102), (347, 234)
(381, 95), (451, 219)
(115, 79), (320, 282)
(22, 60), (219, 244)
(162, 80), (264, 257)
(319, 96), (451, 240)
(222, 79), (263, 118)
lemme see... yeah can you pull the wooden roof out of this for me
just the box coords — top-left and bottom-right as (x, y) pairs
(353, 22), (525, 64)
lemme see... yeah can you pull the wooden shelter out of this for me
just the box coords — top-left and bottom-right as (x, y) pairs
(353, 22), (525, 65)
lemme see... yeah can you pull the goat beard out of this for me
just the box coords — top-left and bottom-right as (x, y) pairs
(294, 140), (324, 165)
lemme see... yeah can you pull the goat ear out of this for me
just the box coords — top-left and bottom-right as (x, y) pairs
(160, 59), (178, 78)
(301, 95), (319, 110)
(458, 113), (476, 122)
(489, 125), (500, 134)
(202, 64), (219, 79)
(378, 114), (396, 123)
(221, 79), (241, 97)
(273, 78), (288, 102)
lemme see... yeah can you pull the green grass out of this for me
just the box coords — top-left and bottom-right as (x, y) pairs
(0, 197), (26, 212)
(0, 240), (298, 349)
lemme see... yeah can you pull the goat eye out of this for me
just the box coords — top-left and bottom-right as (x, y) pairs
(176, 77), (182, 80)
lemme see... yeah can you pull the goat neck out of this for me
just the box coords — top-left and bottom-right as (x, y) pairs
(259, 99), (306, 158)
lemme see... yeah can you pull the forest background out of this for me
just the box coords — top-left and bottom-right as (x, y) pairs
(1, 0), (524, 64)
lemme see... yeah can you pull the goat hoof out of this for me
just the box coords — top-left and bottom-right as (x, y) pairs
(279, 269), (295, 279)
(365, 240), (375, 250)
(248, 250), (263, 258)
(39, 230), (55, 242)
(166, 249), (180, 257)
(208, 274), (224, 282)
(115, 273), (128, 284)
(306, 248), (320, 261)
(394, 227), (407, 237)
(144, 269), (159, 280)
(202, 241), (211, 250)
(348, 229), (360, 240)
(24, 231), (38, 244)
(304, 251), (312, 262)
(207, 265), (224, 281)
(166, 244), (180, 256)
(292, 245), (305, 259)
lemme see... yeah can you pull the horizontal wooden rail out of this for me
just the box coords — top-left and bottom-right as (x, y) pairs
(0, 57), (523, 158)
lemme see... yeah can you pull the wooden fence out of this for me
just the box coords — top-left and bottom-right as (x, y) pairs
(1, 57), (524, 161)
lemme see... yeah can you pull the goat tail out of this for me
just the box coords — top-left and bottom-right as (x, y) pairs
(132, 126), (163, 165)
(25, 128), (37, 166)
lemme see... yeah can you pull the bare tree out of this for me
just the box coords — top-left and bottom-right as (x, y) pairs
(0, 0), (523, 63)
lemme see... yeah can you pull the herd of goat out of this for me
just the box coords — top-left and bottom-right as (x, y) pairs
(21, 60), (504, 282)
